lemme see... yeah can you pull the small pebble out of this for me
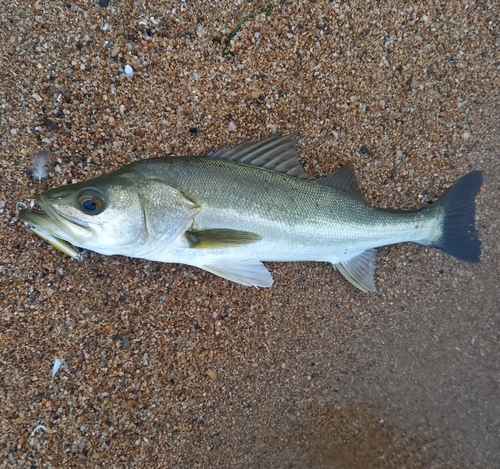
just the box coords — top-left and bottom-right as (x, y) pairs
(206, 369), (217, 379)
(30, 425), (46, 437)
(124, 64), (134, 77)
(52, 358), (62, 378)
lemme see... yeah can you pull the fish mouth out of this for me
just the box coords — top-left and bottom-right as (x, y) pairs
(18, 196), (91, 244)
(18, 203), (57, 230)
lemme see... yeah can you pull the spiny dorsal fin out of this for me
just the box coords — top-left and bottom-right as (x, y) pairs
(185, 229), (261, 249)
(207, 132), (314, 180)
(319, 162), (365, 199)
(333, 249), (377, 292)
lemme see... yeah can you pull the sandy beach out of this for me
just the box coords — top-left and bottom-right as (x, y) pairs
(0, 1), (499, 467)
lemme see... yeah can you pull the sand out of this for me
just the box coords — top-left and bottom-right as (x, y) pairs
(0, 0), (499, 467)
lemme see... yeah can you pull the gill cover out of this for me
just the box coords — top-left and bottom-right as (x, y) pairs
(136, 179), (201, 245)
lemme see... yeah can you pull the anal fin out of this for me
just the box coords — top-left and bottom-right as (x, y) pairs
(201, 258), (273, 287)
(334, 249), (377, 292)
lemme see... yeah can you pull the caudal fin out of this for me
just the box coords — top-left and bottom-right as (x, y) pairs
(427, 171), (482, 262)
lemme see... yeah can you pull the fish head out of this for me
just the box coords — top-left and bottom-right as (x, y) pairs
(19, 171), (148, 255)
(19, 164), (202, 257)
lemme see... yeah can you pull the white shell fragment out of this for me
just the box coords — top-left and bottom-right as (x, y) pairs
(30, 424), (47, 437)
(31, 150), (51, 182)
(124, 64), (134, 77)
(52, 358), (62, 378)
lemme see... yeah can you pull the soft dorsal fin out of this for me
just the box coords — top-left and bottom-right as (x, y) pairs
(319, 162), (365, 199)
(333, 249), (377, 292)
(207, 132), (314, 180)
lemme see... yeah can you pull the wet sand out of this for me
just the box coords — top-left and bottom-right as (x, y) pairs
(0, 1), (499, 467)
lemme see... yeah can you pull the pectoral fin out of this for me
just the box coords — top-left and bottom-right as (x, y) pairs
(200, 258), (273, 287)
(334, 249), (377, 292)
(185, 229), (261, 249)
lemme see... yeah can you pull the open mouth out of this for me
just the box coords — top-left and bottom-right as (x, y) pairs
(18, 203), (84, 261)
(31, 202), (46, 214)
(18, 195), (92, 259)
(20, 196), (90, 232)
(18, 202), (53, 228)
(23, 204), (55, 226)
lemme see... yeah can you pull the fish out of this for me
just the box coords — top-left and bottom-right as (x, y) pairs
(18, 133), (482, 292)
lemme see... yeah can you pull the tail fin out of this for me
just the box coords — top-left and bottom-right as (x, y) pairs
(427, 171), (482, 262)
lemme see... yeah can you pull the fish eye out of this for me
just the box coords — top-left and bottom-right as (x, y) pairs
(77, 189), (105, 214)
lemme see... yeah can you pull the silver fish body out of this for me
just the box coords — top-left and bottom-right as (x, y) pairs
(19, 133), (482, 291)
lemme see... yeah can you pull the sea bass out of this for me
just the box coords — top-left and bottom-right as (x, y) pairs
(19, 133), (482, 292)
